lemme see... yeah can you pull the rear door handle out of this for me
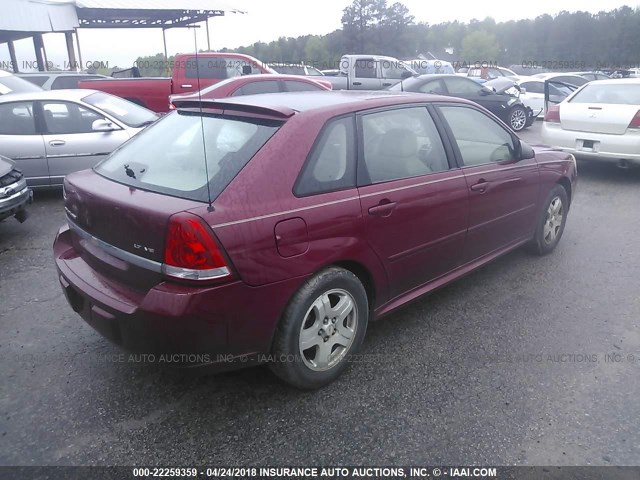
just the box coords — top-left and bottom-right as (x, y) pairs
(368, 201), (397, 217)
(49, 140), (66, 147)
(352, 81), (362, 86)
(181, 84), (193, 88)
(470, 181), (488, 193)
(382, 82), (392, 86)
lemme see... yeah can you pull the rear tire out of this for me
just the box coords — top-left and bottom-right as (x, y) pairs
(269, 267), (368, 390)
(530, 185), (569, 255)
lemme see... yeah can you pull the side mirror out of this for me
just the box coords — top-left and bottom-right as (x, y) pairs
(92, 119), (118, 132)
(401, 70), (413, 79)
(480, 87), (494, 95)
(242, 65), (252, 75)
(519, 140), (535, 160)
(519, 87), (526, 94)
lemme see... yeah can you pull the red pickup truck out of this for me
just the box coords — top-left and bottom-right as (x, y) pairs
(78, 53), (277, 113)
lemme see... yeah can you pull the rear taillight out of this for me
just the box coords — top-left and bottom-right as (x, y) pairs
(628, 110), (640, 130)
(162, 212), (234, 283)
(544, 105), (560, 123)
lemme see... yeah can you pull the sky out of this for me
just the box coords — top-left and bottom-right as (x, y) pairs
(0, 0), (634, 71)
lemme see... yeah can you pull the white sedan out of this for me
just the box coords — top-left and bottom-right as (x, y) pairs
(518, 76), (574, 118)
(541, 79), (640, 167)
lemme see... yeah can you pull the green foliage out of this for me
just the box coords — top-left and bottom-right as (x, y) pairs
(461, 30), (499, 63)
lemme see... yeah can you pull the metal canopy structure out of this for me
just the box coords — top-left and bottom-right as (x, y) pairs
(1, 0), (245, 72)
(74, 0), (245, 29)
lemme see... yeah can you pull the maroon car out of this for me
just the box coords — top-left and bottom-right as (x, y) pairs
(168, 74), (331, 110)
(54, 91), (577, 389)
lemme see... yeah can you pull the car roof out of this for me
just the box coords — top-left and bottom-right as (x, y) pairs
(535, 73), (586, 79)
(577, 78), (640, 85)
(179, 90), (471, 117)
(0, 70), (12, 77)
(0, 89), (100, 103)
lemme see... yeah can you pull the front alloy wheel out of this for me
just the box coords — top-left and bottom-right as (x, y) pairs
(510, 105), (527, 131)
(530, 184), (569, 255)
(543, 196), (564, 245)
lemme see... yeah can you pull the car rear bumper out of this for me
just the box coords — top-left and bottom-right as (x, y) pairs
(54, 224), (303, 369)
(0, 179), (32, 221)
(542, 124), (640, 164)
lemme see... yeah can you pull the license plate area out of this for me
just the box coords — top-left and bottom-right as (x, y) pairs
(577, 139), (598, 152)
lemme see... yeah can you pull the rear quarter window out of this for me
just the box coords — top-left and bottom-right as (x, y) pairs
(294, 116), (356, 196)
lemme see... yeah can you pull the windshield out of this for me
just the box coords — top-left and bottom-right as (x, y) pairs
(569, 83), (640, 104)
(82, 91), (158, 128)
(95, 111), (282, 202)
(0, 74), (44, 95)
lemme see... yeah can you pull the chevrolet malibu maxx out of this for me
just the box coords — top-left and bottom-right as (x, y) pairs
(54, 91), (577, 389)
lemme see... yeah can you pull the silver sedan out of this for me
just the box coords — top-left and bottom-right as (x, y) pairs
(0, 90), (158, 187)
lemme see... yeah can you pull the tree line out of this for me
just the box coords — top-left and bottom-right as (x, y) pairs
(135, 2), (640, 76)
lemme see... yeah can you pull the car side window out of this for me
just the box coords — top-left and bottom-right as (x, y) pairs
(234, 80), (281, 96)
(521, 82), (543, 94)
(360, 107), (450, 184)
(444, 77), (483, 95)
(354, 59), (377, 79)
(294, 116), (356, 196)
(0, 102), (36, 135)
(419, 80), (446, 94)
(42, 101), (106, 135)
(438, 105), (517, 166)
(380, 60), (408, 80)
(283, 80), (323, 92)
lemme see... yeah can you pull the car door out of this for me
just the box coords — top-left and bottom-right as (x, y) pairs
(0, 101), (48, 187)
(39, 100), (130, 185)
(436, 103), (540, 263)
(357, 105), (469, 300)
(351, 58), (382, 90)
(442, 76), (506, 117)
(519, 81), (545, 114)
(415, 78), (447, 95)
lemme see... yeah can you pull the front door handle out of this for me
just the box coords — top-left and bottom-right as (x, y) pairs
(352, 81), (362, 86)
(382, 82), (392, 86)
(181, 84), (193, 88)
(49, 140), (66, 147)
(470, 180), (488, 193)
(368, 201), (397, 217)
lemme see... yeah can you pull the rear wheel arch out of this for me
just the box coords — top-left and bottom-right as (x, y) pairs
(332, 260), (376, 317)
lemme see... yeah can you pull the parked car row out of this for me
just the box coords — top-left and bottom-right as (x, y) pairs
(390, 74), (533, 131)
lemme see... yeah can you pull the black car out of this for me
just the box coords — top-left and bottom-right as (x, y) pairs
(0, 155), (31, 223)
(390, 74), (532, 132)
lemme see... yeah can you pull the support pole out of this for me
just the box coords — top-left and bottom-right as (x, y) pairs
(65, 31), (78, 71)
(162, 28), (168, 60)
(33, 34), (46, 71)
(75, 29), (84, 71)
(8, 40), (19, 73)
(206, 18), (211, 51)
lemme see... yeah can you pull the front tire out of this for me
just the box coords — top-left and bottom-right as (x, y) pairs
(530, 185), (569, 255)
(269, 267), (369, 390)
(509, 105), (528, 132)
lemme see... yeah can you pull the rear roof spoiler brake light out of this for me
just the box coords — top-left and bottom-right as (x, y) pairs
(173, 99), (296, 118)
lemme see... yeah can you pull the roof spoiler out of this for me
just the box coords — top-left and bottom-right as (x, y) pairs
(172, 99), (296, 118)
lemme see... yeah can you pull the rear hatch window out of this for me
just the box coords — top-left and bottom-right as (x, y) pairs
(95, 110), (282, 202)
(569, 83), (640, 105)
